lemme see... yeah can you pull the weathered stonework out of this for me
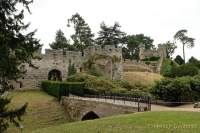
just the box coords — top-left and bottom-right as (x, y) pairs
(15, 45), (123, 89)
(123, 44), (167, 73)
(61, 97), (136, 121)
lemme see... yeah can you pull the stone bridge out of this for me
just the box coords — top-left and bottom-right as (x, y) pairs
(60, 96), (148, 121)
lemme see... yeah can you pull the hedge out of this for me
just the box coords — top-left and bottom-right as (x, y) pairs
(41, 81), (85, 100)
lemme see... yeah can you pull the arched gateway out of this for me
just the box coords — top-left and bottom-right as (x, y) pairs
(48, 69), (62, 81)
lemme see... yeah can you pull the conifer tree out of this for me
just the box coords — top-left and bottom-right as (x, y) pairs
(50, 29), (70, 50)
(68, 13), (94, 54)
(0, 0), (41, 131)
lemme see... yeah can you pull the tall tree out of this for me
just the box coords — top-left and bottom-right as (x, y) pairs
(49, 29), (70, 50)
(161, 41), (177, 58)
(174, 29), (195, 62)
(68, 13), (94, 54)
(126, 34), (154, 60)
(96, 22), (126, 47)
(0, 0), (41, 131)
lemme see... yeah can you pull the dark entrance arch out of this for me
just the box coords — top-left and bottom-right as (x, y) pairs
(81, 111), (99, 121)
(48, 69), (62, 81)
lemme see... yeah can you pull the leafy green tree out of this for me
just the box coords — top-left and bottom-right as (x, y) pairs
(188, 56), (200, 68)
(126, 34), (154, 60)
(174, 29), (195, 62)
(0, 0), (41, 132)
(68, 13), (94, 54)
(96, 22), (126, 47)
(163, 41), (177, 58)
(50, 29), (70, 50)
(68, 63), (77, 76)
(174, 55), (185, 65)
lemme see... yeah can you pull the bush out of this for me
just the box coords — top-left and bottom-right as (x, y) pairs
(68, 63), (77, 76)
(67, 73), (150, 97)
(88, 64), (102, 76)
(151, 76), (200, 105)
(174, 55), (184, 65)
(167, 64), (199, 78)
(67, 73), (96, 82)
(42, 81), (61, 98)
(188, 56), (200, 68)
(142, 56), (160, 61)
(160, 58), (176, 76)
(41, 81), (85, 99)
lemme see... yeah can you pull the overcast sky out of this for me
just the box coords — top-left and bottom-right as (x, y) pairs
(24, 0), (200, 60)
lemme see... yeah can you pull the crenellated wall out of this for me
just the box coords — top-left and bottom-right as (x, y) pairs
(15, 45), (123, 89)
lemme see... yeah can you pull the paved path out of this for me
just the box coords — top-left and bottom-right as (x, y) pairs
(69, 95), (200, 112)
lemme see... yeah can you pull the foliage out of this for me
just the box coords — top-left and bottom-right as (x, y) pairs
(88, 64), (102, 76)
(174, 55), (184, 65)
(174, 29), (195, 62)
(122, 47), (132, 61)
(42, 81), (85, 99)
(188, 56), (200, 68)
(67, 73), (150, 97)
(162, 41), (177, 58)
(126, 34), (154, 60)
(49, 29), (70, 50)
(166, 64), (199, 78)
(68, 63), (77, 76)
(151, 76), (200, 105)
(0, 0), (41, 131)
(96, 22), (126, 48)
(141, 56), (160, 61)
(160, 58), (176, 76)
(42, 81), (61, 98)
(68, 13), (94, 54)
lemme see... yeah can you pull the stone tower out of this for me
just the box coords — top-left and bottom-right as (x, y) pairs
(139, 43), (145, 60)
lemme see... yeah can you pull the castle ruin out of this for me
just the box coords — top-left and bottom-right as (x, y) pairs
(15, 45), (123, 89)
(14, 44), (167, 89)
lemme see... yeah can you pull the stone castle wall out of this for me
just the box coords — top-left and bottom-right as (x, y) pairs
(124, 44), (167, 73)
(15, 45), (123, 89)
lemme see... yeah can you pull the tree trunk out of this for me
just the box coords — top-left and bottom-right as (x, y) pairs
(183, 43), (185, 63)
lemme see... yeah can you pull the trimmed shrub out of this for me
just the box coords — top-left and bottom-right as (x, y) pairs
(67, 82), (85, 96)
(42, 81), (85, 99)
(42, 81), (61, 98)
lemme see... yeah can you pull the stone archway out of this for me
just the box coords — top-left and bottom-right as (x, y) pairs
(81, 111), (100, 121)
(48, 69), (62, 81)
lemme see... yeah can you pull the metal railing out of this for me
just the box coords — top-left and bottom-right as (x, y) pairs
(69, 94), (151, 112)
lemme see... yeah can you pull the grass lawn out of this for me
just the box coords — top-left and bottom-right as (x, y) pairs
(32, 111), (200, 133)
(7, 90), (67, 133)
(123, 72), (162, 86)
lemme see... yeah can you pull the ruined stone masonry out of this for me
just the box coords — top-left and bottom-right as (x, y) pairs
(15, 45), (123, 89)
(15, 44), (166, 89)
